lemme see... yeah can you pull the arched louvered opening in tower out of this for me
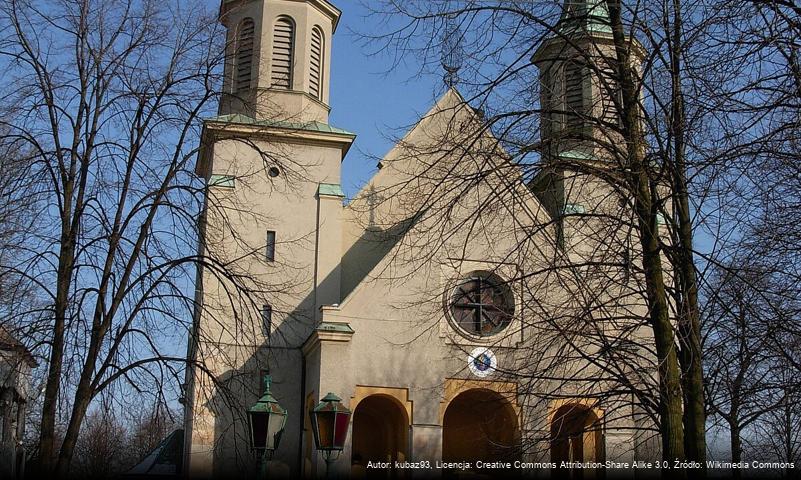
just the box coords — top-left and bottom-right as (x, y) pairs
(540, 65), (558, 137)
(309, 27), (324, 100)
(597, 61), (621, 126)
(564, 60), (586, 130)
(235, 18), (255, 94)
(272, 17), (295, 89)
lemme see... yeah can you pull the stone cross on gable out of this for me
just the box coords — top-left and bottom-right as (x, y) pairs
(365, 185), (384, 227)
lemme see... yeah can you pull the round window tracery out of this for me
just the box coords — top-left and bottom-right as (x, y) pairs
(449, 272), (514, 337)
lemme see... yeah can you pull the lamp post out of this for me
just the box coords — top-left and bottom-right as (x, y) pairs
(247, 375), (287, 478)
(309, 393), (352, 478)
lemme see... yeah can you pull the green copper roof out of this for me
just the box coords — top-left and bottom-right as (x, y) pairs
(207, 113), (356, 137)
(559, 149), (594, 161)
(557, 0), (613, 35)
(317, 183), (345, 198)
(316, 322), (354, 334)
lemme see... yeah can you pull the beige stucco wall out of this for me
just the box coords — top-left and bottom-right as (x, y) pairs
(185, 124), (352, 477)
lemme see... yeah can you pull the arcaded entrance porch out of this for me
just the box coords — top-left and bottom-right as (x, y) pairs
(344, 381), (524, 478)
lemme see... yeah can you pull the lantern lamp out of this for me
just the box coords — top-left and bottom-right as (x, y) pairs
(309, 392), (351, 475)
(247, 375), (287, 457)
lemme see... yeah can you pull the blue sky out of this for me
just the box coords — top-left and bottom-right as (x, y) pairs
(326, 0), (443, 198)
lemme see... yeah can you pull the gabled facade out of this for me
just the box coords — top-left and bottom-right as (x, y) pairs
(183, 0), (659, 478)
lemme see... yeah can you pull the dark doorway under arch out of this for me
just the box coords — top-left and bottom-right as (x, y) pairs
(442, 388), (521, 471)
(550, 404), (604, 479)
(351, 395), (409, 478)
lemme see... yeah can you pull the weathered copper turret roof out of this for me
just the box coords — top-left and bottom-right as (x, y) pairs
(556, 0), (613, 35)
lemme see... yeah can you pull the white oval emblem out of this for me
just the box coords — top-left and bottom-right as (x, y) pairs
(468, 347), (497, 377)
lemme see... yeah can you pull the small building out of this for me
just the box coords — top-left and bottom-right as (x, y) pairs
(0, 327), (36, 479)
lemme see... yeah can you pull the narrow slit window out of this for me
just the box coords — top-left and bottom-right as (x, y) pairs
(262, 305), (273, 340)
(266, 230), (276, 262)
(235, 18), (255, 93)
(309, 27), (324, 100)
(272, 17), (295, 89)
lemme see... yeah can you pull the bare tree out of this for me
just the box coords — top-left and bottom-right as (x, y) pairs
(750, 375), (801, 475)
(72, 409), (128, 479)
(702, 260), (800, 471)
(127, 402), (177, 466)
(696, 2), (801, 472)
(0, 129), (40, 334)
(0, 0), (303, 475)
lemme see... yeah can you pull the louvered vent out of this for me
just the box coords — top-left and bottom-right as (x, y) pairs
(564, 61), (585, 128)
(272, 17), (294, 89)
(309, 27), (324, 100)
(235, 19), (255, 93)
(599, 62), (620, 125)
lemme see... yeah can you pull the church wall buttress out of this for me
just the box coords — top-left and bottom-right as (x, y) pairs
(314, 186), (344, 318)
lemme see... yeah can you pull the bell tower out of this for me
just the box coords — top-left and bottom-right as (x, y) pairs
(532, 0), (627, 162)
(184, 1), (355, 477)
(530, 0), (645, 252)
(218, 0), (341, 122)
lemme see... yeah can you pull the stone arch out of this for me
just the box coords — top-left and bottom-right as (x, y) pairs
(439, 379), (519, 423)
(351, 386), (413, 424)
(549, 401), (605, 467)
(350, 393), (410, 478)
(442, 388), (521, 466)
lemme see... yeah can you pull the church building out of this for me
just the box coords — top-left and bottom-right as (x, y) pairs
(183, 0), (659, 477)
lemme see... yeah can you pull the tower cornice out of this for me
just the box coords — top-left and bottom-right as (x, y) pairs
(195, 115), (355, 176)
(531, 32), (646, 65)
(220, 0), (342, 32)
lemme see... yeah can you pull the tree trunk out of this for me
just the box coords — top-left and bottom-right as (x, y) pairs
(37, 211), (76, 474)
(668, 0), (706, 466)
(634, 185), (687, 466)
(55, 387), (94, 477)
(607, 0), (686, 466)
(730, 422), (742, 480)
